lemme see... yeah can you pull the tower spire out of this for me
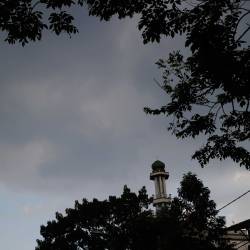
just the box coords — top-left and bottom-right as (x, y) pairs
(150, 160), (170, 212)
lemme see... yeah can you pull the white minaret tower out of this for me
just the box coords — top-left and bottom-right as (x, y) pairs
(150, 160), (170, 212)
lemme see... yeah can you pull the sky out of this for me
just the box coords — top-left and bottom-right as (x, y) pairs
(0, 8), (250, 250)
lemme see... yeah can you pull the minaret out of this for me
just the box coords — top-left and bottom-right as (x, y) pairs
(150, 160), (170, 212)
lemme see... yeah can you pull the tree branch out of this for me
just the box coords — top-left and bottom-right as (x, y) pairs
(236, 25), (250, 42)
(234, 10), (250, 39)
(246, 99), (249, 111)
(214, 106), (221, 122)
(153, 78), (165, 91)
(221, 103), (227, 116)
(208, 102), (219, 114)
(232, 99), (235, 113)
(32, 1), (41, 10)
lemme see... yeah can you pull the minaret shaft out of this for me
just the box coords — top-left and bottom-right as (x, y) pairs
(150, 160), (170, 211)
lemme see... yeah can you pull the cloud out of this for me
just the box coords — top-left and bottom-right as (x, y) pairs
(233, 170), (250, 183)
(0, 11), (249, 250)
(0, 16), (180, 193)
(0, 139), (56, 188)
(22, 204), (44, 216)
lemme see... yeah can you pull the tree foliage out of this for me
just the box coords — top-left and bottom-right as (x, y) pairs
(0, 0), (85, 45)
(142, 0), (250, 169)
(36, 185), (154, 250)
(84, 0), (250, 169)
(1, 0), (250, 168)
(36, 173), (233, 250)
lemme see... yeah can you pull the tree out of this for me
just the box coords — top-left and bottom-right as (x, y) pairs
(36, 185), (155, 250)
(2, 1), (250, 169)
(143, 0), (250, 169)
(0, 0), (85, 45)
(36, 173), (233, 250)
(82, 0), (250, 169)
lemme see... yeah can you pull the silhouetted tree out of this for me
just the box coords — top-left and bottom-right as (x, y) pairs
(0, 0), (85, 45)
(2, 1), (250, 168)
(36, 173), (233, 250)
(143, 0), (250, 169)
(36, 185), (154, 250)
(85, 0), (250, 169)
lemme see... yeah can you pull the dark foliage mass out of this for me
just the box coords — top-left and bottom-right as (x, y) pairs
(142, 0), (250, 169)
(1, 0), (249, 168)
(0, 0), (85, 45)
(85, 0), (250, 169)
(36, 173), (233, 250)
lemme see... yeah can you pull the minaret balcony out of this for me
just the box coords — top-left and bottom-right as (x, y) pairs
(150, 171), (169, 180)
(153, 195), (171, 205)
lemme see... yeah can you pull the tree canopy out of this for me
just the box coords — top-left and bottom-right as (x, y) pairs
(142, 0), (250, 169)
(0, 0), (85, 45)
(36, 173), (233, 250)
(1, 0), (250, 169)
(87, 0), (250, 169)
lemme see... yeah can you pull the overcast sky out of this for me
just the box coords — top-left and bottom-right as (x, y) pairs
(0, 9), (250, 250)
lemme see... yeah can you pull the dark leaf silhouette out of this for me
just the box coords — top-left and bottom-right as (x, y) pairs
(1, 0), (249, 168)
(36, 173), (233, 250)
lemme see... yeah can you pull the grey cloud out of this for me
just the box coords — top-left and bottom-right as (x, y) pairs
(0, 14), (184, 193)
(0, 11), (249, 245)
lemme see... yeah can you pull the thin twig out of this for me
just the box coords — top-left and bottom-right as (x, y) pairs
(153, 78), (164, 90)
(208, 102), (219, 114)
(237, 25), (250, 42)
(246, 99), (249, 111)
(232, 99), (235, 113)
(32, 1), (40, 10)
(234, 10), (250, 38)
(221, 103), (227, 116)
(214, 106), (222, 122)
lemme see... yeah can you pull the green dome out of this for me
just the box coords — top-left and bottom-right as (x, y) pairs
(152, 160), (165, 172)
